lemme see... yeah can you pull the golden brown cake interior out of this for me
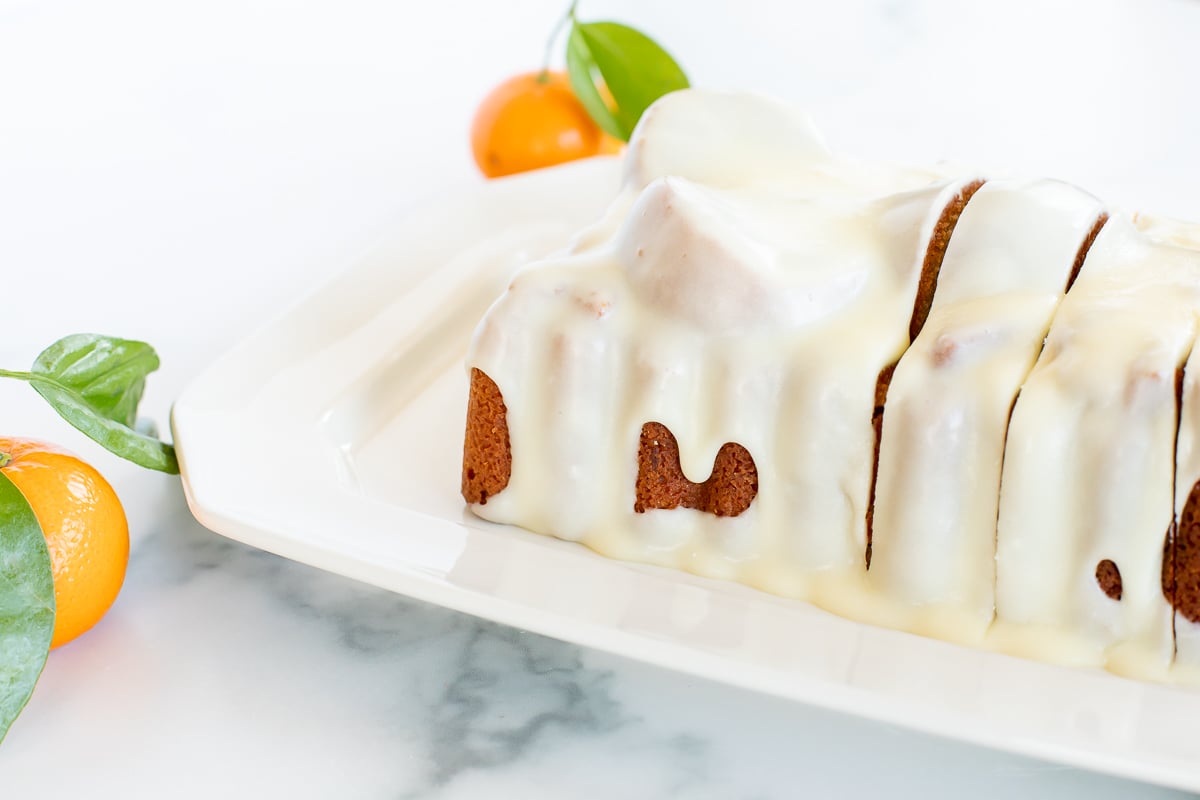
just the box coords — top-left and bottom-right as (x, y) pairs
(461, 368), (511, 506)
(1066, 214), (1109, 291)
(1165, 479), (1200, 624)
(906, 180), (987, 343)
(634, 422), (758, 517)
(1166, 362), (1200, 625)
(1095, 559), (1123, 600)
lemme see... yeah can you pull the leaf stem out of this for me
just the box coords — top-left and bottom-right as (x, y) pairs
(0, 368), (78, 398)
(541, 0), (580, 80)
(0, 368), (136, 425)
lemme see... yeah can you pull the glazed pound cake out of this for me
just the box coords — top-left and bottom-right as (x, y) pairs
(460, 88), (1200, 684)
(464, 89), (983, 594)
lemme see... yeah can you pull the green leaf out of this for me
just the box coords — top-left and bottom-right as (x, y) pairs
(27, 335), (178, 474)
(30, 382), (178, 473)
(567, 26), (626, 140)
(567, 20), (690, 142)
(0, 470), (54, 745)
(32, 334), (157, 429)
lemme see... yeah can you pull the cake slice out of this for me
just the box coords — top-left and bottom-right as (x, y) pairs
(768, 176), (981, 596)
(1143, 214), (1200, 681)
(868, 179), (1106, 641)
(992, 214), (1200, 675)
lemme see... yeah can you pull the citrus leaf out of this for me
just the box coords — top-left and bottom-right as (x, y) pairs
(568, 20), (689, 142)
(0, 470), (54, 745)
(32, 334), (157, 429)
(23, 335), (178, 473)
(567, 26), (627, 140)
(29, 381), (178, 473)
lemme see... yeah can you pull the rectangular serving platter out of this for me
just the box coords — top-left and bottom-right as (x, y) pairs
(173, 157), (1200, 793)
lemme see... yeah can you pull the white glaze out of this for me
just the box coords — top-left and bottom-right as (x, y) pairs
(468, 89), (979, 593)
(869, 179), (1105, 636)
(622, 89), (831, 192)
(465, 89), (1200, 684)
(994, 214), (1200, 675)
(1136, 212), (1200, 251)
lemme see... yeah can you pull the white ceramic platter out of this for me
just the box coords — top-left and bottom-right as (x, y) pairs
(173, 158), (1200, 793)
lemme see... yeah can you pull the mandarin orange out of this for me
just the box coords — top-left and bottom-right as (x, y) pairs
(470, 70), (617, 178)
(0, 437), (128, 648)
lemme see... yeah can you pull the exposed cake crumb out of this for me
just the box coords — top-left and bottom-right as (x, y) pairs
(1096, 559), (1123, 600)
(1066, 214), (1109, 290)
(461, 369), (512, 505)
(634, 421), (757, 517)
(1169, 479), (1200, 623)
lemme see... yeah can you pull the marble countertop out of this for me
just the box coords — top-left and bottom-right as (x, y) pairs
(2, 0), (1199, 796)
